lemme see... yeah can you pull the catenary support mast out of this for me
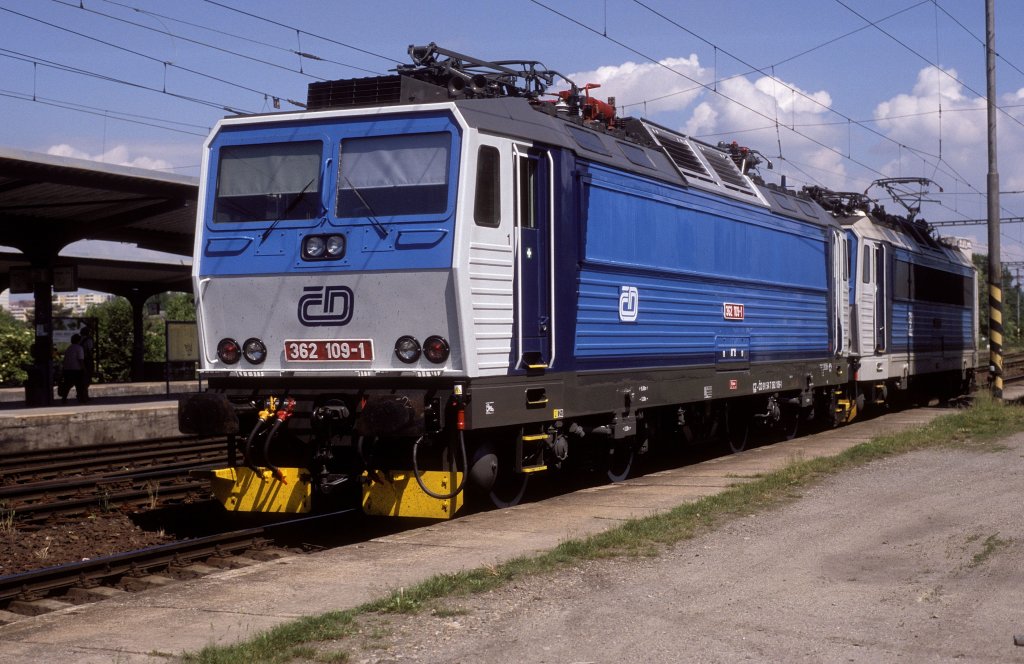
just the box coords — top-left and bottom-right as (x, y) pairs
(986, 0), (1002, 399)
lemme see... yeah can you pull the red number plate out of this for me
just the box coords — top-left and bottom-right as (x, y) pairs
(284, 339), (374, 362)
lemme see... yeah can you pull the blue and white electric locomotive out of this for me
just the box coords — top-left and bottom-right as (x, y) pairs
(180, 44), (976, 518)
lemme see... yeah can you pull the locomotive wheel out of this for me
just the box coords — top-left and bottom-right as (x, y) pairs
(487, 439), (529, 509)
(489, 467), (529, 508)
(723, 403), (751, 453)
(782, 408), (800, 441)
(606, 440), (635, 483)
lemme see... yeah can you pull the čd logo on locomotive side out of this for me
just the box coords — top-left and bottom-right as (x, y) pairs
(619, 285), (639, 322)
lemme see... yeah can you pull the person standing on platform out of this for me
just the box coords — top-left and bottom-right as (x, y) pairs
(79, 326), (94, 401)
(58, 334), (86, 404)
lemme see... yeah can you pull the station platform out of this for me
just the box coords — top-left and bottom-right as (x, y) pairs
(0, 381), (200, 454)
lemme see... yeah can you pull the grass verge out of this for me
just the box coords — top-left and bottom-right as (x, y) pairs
(183, 393), (1024, 664)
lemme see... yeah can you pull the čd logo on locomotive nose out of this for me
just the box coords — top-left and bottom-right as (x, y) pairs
(298, 285), (354, 326)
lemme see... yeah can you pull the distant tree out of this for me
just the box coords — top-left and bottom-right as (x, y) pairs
(973, 253), (1024, 350)
(85, 297), (134, 382)
(144, 292), (195, 363)
(85, 293), (196, 382)
(162, 292), (196, 321)
(0, 309), (32, 386)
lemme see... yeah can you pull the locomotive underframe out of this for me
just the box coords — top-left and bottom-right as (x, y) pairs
(182, 347), (974, 519)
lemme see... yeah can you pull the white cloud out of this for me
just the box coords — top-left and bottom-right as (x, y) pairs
(874, 66), (986, 148)
(45, 144), (174, 171)
(569, 55), (710, 115)
(869, 65), (1024, 219)
(701, 74), (833, 135)
(568, 53), (848, 188)
(754, 76), (832, 115)
(683, 101), (717, 136)
(674, 72), (846, 189)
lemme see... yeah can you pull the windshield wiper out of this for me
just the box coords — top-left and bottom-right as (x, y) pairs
(343, 176), (389, 239)
(260, 176), (317, 243)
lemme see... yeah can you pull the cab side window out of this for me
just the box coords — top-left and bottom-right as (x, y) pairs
(474, 146), (501, 227)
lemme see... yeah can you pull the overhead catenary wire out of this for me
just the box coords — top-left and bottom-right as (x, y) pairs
(89, 0), (383, 77)
(528, 0), (898, 185)
(615, 0), (1023, 225)
(200, 0), (400, 67)
(832, 0), (1024, 132)
(933, 0), (1024, 84)
(0, 1), (396, 145)
(0, 88), (209, 137)
(45, 0), (329, 82)
(626, 0), (1000, 196)
(0, 0), (1018, 241)
(531, 0), (1019, 252)
(0, 47), (256, 115)
(616, 0), (930, 117)
(11, 4), (301, 105)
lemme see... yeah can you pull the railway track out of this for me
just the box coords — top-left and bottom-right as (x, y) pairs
(0, 436), (226, 523)
(0, 435), (224, 485)
(0, 468), (210, 523)
(1001, 350), (1024, 382)
(0, 510), (353, 616)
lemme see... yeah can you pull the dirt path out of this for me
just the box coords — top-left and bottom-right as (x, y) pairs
(334, 435), (1024, 663)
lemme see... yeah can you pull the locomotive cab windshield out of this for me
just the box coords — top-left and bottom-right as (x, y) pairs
(336, 132), (451, 218)
(213, 140), (324, 223)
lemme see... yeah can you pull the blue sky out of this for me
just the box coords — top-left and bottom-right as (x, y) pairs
(3, 0), (1024, 260)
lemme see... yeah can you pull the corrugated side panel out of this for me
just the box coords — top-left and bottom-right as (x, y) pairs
(468, 240), (514, 373)
(891, 301), (974, 353)
(574, 167), (828, 365)
(575, 270), (827, 362)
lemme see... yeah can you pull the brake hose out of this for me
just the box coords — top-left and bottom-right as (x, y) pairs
(262, 418), (287, 483)
(411, 430), (468, 500)
(242, 419), (265, 472)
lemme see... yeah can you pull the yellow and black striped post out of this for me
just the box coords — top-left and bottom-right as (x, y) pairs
(990, 281), (1003, 399)
(986, 0), (1002, 400)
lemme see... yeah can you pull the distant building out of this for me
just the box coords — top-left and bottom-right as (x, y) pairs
(1, 289), (113, 321)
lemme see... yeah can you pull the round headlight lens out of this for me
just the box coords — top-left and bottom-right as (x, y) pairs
(304, 235), (326, 258)
(423, 335), (450, 364)
(217, 338), (241, 365)
(242, 337), (267, 364)
(394, 335), (421, 364)
(325, 234), (346, 257)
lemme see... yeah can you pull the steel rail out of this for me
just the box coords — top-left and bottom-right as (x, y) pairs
(0, 437), (225, 483)
(0, 509), (354, 604)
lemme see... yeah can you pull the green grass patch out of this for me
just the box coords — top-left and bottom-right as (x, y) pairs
(968, 532), (1011, 568)
(183, 394), (1024, 664)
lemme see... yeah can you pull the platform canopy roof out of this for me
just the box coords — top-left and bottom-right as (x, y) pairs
(0, 146), (198, 295)
(0, 247), (192, 298)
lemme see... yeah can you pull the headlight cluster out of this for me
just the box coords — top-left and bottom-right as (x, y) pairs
(394, 335), (450, 365)
(217, 337), (267, 365)
(302, 233), (346, 260)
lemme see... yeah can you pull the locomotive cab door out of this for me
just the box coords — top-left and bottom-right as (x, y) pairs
(859, 240), (888, 354)
(513, 145), (553, 370)
(831, 229), (850, 356)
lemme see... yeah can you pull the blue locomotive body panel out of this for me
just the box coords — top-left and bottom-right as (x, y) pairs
(571, 163), (830, 368)
(891, 301), (974, 353)
(890, 248), (974, 354)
